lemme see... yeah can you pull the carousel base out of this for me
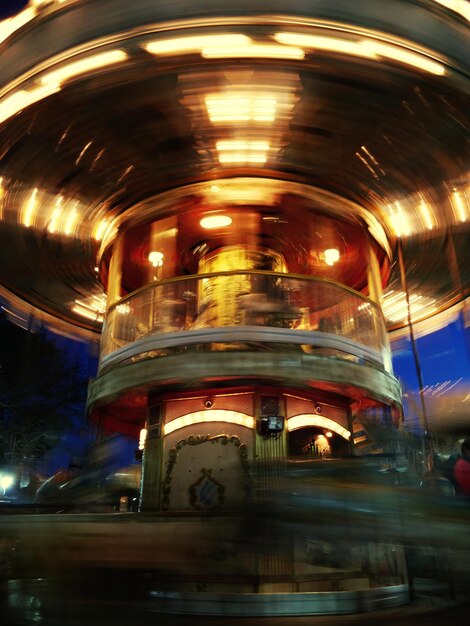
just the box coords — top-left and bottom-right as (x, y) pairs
(149, 585), (410, 616)
(0, 511), (411, 616)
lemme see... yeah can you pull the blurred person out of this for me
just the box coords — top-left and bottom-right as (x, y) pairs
(453, 439), (470, 496)
(18, 471), (43, 502)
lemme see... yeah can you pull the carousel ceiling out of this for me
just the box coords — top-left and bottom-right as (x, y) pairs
(0, 0), (468, 336)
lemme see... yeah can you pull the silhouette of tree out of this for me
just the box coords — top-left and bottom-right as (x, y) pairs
(0, 314), (88, 466)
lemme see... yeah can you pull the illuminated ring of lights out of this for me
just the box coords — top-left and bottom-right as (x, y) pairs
(164, 409), (255, 435)
(287, 414), (351, 440)
(0, 15), (451, 129)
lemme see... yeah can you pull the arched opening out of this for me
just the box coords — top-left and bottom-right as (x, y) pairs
(164, 409), (255, 435)
(287, 414), (350, 459)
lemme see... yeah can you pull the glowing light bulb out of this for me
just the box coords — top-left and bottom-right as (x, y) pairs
(200, 215), (232, 229)
(138, 428), (147, 450)
(148, 251), (164, 267)
(324, 248), (340, 265)
(0, 474), (14, 493)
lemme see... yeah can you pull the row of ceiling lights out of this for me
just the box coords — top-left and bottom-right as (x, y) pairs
(385, 189), (470, 237)
(0, 180), (111, 241)
(142, 31), (446, 74)
(2, 184), (469, 259)
(3, 176), (468, 246)
(381, 290), (437, 323)
(1, 178), (344, 262)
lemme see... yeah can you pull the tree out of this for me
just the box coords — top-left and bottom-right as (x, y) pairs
(0, 314), (89, 467)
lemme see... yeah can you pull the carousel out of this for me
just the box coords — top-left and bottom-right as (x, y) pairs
(0, 0), (469, 616)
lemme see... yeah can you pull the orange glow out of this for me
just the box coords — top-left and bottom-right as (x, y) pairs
(72, 293), (106, 323)
(451, 190), (468, 222)
(92, 218), (110, 241)
(47, 195), (64, 234)
(63, 206), (79, 236)
(388, 201), (412, 237)
(71, 304), (104, 322)
(21, 188), (38, 228)
(418, 199), (435, 230)
(381, 290), (437, 323)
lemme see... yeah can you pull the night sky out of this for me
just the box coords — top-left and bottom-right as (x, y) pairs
(391, 311), (470, 433)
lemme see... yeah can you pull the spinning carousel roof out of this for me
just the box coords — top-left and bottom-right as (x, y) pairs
(0, 0), (468, 337)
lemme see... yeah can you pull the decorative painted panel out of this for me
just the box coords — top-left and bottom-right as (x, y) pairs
(161, 432), (250, 512)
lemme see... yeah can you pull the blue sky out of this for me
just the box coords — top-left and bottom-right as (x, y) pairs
(391, 311), (470, 433)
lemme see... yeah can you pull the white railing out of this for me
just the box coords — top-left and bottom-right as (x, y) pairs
(100, 271), (391, 372)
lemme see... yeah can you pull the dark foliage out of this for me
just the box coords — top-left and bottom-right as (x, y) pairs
(0, 315), (88, 465)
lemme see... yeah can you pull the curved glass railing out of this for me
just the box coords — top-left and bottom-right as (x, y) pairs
(99, 271), (391, 373)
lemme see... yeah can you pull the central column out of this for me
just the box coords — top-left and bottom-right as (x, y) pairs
(196, 246), (287, 328)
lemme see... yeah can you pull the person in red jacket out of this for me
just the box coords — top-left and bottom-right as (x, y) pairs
(453, 439), (470, 496)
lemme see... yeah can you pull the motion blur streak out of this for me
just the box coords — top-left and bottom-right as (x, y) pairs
(41, 49), (128, 87)
(0, 84), (59, 124)
(274, 32), (446, 74)
(144, 34), (251, 55)
(201, 42), (305, 60)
